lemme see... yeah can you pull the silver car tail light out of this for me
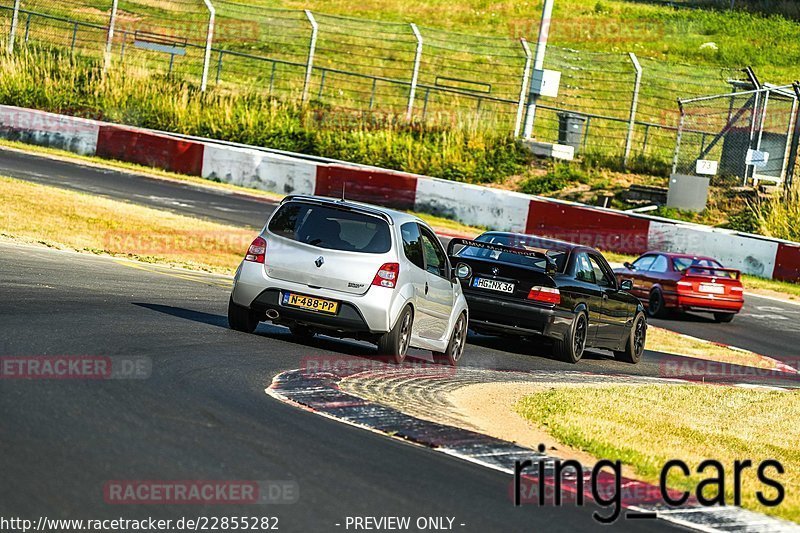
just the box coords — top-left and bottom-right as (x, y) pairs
(245, 236), (267, 264)
(372, 263), (399, 289)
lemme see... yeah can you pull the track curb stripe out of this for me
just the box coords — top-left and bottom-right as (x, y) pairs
(267, 367), (798, 532)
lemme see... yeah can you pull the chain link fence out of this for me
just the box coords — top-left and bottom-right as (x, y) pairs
(0, 0), (792, 177)
(673, 83), (799, 188)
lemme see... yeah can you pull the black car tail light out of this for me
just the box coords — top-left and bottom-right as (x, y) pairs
(527, 286), (560, 305)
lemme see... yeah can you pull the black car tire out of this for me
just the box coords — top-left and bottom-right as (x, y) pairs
(228, 297), (259, 333)
(714, 312), (735, 323)
(553, 311), (588, 364)
(648, 288), (669, 318)
(615, 312), (647, 364)
(289, 324), (315, 339)
(377, 306), (413, 364)
(433, 312), (467, 366)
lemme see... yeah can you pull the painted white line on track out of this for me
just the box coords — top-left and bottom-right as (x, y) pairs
(744, 291), (800, 307)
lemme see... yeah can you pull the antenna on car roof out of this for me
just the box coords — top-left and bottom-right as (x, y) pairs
(340, 181), (346, 202)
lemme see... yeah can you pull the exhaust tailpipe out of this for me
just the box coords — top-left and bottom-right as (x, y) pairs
(265, 309), (279, 320)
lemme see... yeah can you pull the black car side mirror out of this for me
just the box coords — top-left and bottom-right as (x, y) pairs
(623, 262), (634, 270)
(620, 279), (634, 291)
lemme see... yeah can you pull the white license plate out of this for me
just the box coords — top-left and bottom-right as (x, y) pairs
(473, 278), (515, 293)
(699, 283), (724, 294)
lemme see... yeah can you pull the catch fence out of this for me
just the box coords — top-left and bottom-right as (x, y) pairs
(0, 0), (786, 174)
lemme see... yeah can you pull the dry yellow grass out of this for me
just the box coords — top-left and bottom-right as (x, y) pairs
(0, 175), (251, 273)
(517, 385), (800, 522)
(646, 326), (779, 369)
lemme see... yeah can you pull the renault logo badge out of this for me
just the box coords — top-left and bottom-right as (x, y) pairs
(315, 256), (324, 268)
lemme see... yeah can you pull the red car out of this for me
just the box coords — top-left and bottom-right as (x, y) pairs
(614, 252), (744, 323)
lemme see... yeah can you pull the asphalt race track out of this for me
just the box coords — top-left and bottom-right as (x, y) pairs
(0, 147), (796, 365)
(0, 242), (685, 532)
(2, 145), (800, 531)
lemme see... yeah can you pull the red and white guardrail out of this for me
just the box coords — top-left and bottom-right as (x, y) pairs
(1, 104), (798, 282)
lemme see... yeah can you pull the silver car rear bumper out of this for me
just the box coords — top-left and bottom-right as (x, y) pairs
(231, 261), (404, 333)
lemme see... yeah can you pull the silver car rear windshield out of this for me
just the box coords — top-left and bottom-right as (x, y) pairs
(268, 203), (392, 254)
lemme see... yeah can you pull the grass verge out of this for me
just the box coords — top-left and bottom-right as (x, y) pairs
(0, 175), (250, 274)
(516, 385), (799, 522)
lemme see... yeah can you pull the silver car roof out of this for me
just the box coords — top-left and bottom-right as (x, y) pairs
(281, 195), (424, 227)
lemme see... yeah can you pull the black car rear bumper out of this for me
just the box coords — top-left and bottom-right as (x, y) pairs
(463, 291), (575, 340)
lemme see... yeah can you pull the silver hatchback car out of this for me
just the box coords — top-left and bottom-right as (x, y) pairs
(228, 196), (469, 365)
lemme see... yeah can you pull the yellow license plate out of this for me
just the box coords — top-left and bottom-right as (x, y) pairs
(282, 292), (339, 314)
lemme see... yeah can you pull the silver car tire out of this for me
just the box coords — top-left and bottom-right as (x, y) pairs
(376, 306), (413, 364)
(228, 297), (259, 333)
(433, 312), (467, 367)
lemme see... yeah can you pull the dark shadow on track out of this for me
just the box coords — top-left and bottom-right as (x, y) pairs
(133, 302), (384, 359)
(134, 302), (229, 328)
(466, 331), (615, 362)
(653, 311), (717, 324)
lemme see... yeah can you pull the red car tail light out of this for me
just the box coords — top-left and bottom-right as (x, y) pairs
(527, 286), (561, 305)
(372, 263), (400, 288)
(244, 236), (266, 263)
(730, 286), (744, 293)
(677, 280), (693, 290)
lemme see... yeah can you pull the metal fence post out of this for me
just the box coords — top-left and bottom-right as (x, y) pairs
(786, 82), (800, 190)
(780, 92), (797, 185)
(200, 0), (215, 92)
(103, 0), (119, 76)
(513, 38), (532, 138)
(671, 100), (686, 175)
(522, 0), (554, 139)
(70, 23), (78, 57)
(7, 0), (20, 54)
(215, 50), (223, 83)
(624, 52), (642, 168)
(302, 10), (318, 104)
(406, 23), (423, 120)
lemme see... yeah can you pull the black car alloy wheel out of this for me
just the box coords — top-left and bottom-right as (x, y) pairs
(573, 313), (587, 357)
(633, 314), (646, 356)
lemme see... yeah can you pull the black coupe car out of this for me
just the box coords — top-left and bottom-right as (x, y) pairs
(447, 232), (646, 364)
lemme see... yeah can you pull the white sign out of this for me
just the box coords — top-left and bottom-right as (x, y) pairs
(695, 159), (718, 176)
(746, 149), (770, 168)
(530, 69), (561, 98)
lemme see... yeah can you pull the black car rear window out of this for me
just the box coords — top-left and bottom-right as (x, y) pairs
(459, 234), (568, 272)
(268, 203), (391, 254)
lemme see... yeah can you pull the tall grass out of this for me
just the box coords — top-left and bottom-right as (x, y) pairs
(0, 50), (531, 184)
(750, 189), (800, 242)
